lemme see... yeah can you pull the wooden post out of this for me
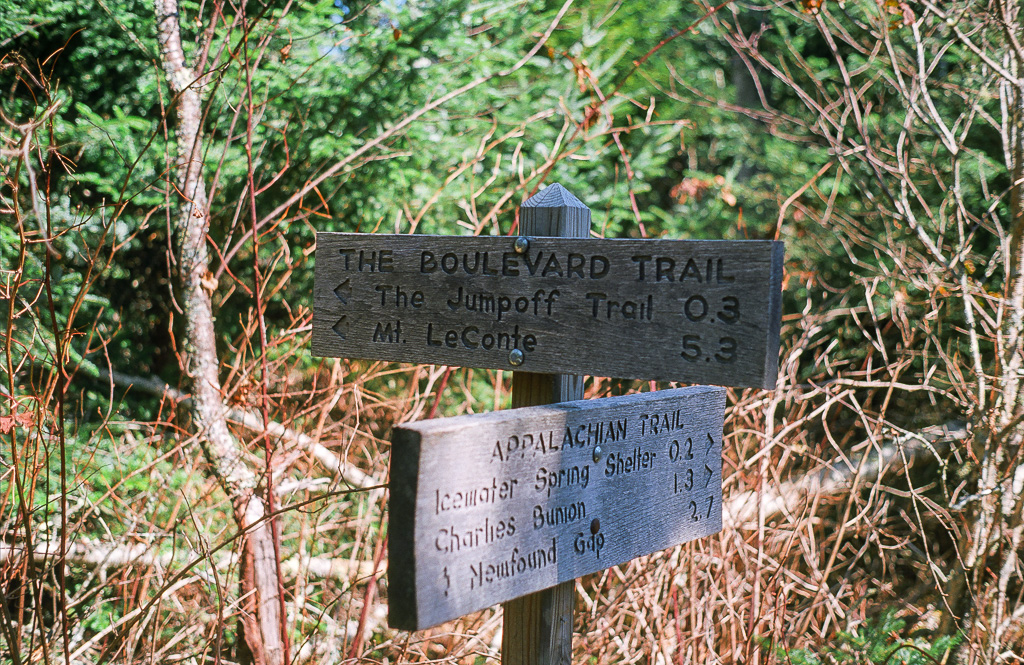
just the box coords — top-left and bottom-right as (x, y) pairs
(502, 184), (590, 665)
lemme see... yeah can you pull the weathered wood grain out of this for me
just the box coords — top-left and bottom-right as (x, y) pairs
(502, 183), (588, 665)
(312, 233), (784, 388)
(387, 386), (726, 631)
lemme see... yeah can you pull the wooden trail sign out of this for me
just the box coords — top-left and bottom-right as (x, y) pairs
(388, 386), (726, 631)
(312, 201), (783, 388)
(308, 183), (783, 662)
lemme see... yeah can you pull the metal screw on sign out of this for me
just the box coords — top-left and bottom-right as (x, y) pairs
(311, 184), (784, 388)
(388, 385), (726, 632)
(311, 180), (783, 661)
(503, 183), (591, 665)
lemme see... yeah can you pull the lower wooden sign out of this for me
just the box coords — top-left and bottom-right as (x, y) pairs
(388, 387), (725, 631)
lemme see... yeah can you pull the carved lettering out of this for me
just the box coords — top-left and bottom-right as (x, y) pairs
(560, 418), (627, 449)
(631, 256), (735, 283)
(426, 323), (537, 354)
(446, 287), (559, 321)
(434, 478), (519, 515)
(338, 249), (392, 273)
(372, 320), (401, 343)
(585, 292), (654, 320)
(639, 410), (684, 436)
(375, 284), (424, 308)
(533, 500), (586, 530)
(469, 538), (558, 590)
(680, 334), (742, 364)
(421, 250), (609, 279)
(674, 468), (694, 493)
(387, 386), (728, 631)
(572, 531), (605, 558)
(535, 464), (590, 497)
(604, 448), (657, 477)
(491, 431), (560, 462)
(317, 234), (782, 390)
(435, 516), (517, 553)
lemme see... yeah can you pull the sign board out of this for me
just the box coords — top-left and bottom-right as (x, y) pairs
(388, 386), (725, 631)
(312, 234), (783, 388)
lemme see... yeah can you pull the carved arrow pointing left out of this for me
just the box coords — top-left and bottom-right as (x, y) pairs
(332, 278), (351, 339)
(334, 278), (351, 305)
(332, 315), (349, 340)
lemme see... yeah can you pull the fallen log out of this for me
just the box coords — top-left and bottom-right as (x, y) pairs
(0, 539), (383, 583)
(88, 366), (380, 491)
(725, 421), (968, 526)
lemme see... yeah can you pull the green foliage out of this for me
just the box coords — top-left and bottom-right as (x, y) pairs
(775, 610), (960, 665)
(2, 0), (1004, 403)
(1, 0), (1014, 657)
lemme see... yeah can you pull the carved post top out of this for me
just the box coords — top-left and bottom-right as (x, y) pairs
(508, 181), (590, 665)
(510, 182), (588, 409)
(521, 183), (588, 210)
(519, 184), (591, 238)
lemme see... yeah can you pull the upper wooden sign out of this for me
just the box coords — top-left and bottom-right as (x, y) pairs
(388, 386), (725, 631)
(312, 190), (783, 388)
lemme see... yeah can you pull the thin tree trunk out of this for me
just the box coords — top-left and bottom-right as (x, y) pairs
(942, 6), (1024, 653)
(999, 9), (1024, 437)
(990, 19), (1024, 655)
(154, 2), (286, 663)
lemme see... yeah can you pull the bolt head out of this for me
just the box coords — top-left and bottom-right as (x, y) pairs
(508, 349), (525, 366)
(513, 236), (529, 254)
(590, 518), (600, 534)
(592, 445), (602, 462)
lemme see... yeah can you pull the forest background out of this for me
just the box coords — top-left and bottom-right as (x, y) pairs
(1, 0), (1022, 663)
